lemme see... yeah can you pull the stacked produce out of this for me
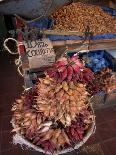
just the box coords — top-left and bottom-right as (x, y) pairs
(12, 55), (95, 153)
(50, 2), (116, 35)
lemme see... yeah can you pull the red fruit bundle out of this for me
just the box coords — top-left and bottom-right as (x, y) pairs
(11, 54), (95, 154)
(46, 55), (94, 84)
(12, 82), (94, 153)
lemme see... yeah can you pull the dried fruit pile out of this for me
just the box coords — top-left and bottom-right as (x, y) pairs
(107, 74), (116, 93)
(12, 83), (94, 153)
(12, 55), (95, 153)
(94, 68), (116, 93)
(51, 2), (116, 35)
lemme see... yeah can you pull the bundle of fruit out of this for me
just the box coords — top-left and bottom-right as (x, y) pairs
(46, 54), (100, 95)
(34, 77), (91, 126)
(11, 55), (95, 154)
(46, 55), (94, 84)
(12, 90), (94, 153)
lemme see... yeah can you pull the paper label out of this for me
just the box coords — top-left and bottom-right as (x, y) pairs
(23, 38), (55, 69)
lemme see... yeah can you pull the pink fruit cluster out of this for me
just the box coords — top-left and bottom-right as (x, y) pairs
(47, 55), (94, 83)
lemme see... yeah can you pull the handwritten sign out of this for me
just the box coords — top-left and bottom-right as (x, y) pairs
(24, 38), (55, 69)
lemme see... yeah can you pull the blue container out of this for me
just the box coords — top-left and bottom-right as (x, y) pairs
(78, 50), (115, 72)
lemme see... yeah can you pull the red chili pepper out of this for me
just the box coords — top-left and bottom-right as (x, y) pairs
(33, 137), (40, 144)
(71, 128), (75, 136)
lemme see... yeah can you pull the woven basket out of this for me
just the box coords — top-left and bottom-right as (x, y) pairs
(11, 88), (96, 155)
(12, 120), (95, 155)
(12, 122), (95, 155)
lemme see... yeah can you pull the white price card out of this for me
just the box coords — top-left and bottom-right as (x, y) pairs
(24, 38), (55, 69)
